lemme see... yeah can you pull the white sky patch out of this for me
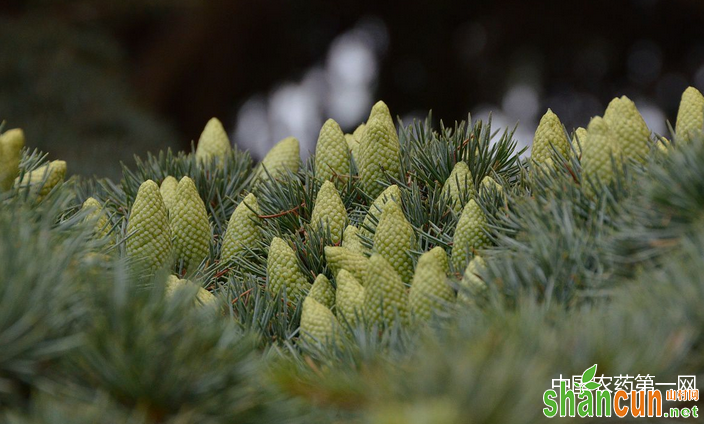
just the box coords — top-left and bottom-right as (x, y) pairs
(637, 101), (667, 136)
(502, 84), (540, 124)
(471, 104), (532, 156)
(232, 18), (387, 160)
(233, 96), (270, 159)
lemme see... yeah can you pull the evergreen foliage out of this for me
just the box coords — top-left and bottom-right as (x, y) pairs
(3, 88), (704, 423)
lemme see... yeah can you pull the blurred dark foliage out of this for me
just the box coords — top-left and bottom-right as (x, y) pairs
(2, 0), (704, 177)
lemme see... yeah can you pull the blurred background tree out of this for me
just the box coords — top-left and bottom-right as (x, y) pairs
(2, 0), (704, 178)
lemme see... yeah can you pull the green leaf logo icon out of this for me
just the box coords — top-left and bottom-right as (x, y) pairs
(582, 364), (597, 384)
(579, 364), (598, 391)
(584, 381), (600, 390)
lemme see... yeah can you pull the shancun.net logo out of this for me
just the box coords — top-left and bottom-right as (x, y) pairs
(543, 365), (699, 418)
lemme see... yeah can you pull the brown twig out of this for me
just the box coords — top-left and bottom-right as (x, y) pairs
(214, 268), (230, 279)
(258, 204), (302, 219)
(231, 288), (253, 304)
(564, 163), (580, 185)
